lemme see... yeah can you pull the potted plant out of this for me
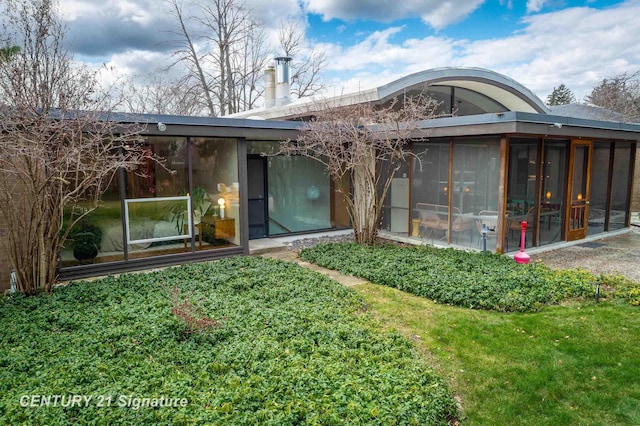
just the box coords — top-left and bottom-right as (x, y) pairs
(164, 187), (212, 233)
(70, 221), (103, 264)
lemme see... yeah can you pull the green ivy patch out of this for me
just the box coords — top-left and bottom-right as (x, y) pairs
(0, 257), (458, 425)
(300, 243), (639, 312)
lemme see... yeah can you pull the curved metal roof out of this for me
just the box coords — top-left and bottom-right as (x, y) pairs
(376, 67), (550, 114)
(228, 67), (550, 120)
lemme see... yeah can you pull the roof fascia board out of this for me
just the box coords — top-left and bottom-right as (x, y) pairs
(414, 112), (640, 140)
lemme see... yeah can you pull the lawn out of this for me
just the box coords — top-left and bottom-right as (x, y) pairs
(300, 242), (640, 425)
(0, 257), (457, 425)
(357, 283), (640, 425)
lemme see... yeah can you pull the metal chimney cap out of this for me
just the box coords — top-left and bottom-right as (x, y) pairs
(274, 56), (292, 63)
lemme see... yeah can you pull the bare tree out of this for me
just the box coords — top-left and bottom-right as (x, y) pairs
(278, 19), (326, 98)
(585, 71), (640, 122)
(116, 74), (204, 116)
(165, 3), (326, 116)
(166, 0), (218, 116)
(165, 0), (269, 116)
(227, 15), (269, 113)
(0, 0), (153, 294)
(279, 94), (439, 244)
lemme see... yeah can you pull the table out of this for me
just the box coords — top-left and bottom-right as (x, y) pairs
(184, 216), (235, 250)
(200, 216), (235, 239)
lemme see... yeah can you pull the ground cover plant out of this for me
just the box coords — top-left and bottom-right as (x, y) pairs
(356, 283), (640, 425)
(0, 257), (458, 425)
(300, 243), (639, 311)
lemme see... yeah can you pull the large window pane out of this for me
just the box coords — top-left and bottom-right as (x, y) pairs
(610, 143), (632, 230)
(506, 140), (538, 252)
(539, 141), (568, 246)
(61, 176), (124, 267)
(380, 160), (409, 233)
(123, 137), (189, 259)
(191, 138), (240, 249)
(411, 142), (450, 242)
(452, 139), (500, 250)
(267, 156), (332, 235)
(589, 143), (611, 235)
(247, 140), (347, 237)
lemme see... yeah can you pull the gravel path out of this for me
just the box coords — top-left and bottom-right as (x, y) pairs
(531, 228), (640, 282)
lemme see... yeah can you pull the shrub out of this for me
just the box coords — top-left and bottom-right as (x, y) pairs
(0, 257), (458, 424)
(300, 242), (613, 312)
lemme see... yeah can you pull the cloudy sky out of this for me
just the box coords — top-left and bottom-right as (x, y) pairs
(56, 0), (640, 105)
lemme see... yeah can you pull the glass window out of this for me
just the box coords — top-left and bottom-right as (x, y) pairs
(453, 87), (508, 116)
(506, 139), (538, 252)
(246, 141), (347, 237)
(539, 141), (568, 246)
(190, 138), (240, 249)
(122, 137), (191, 259)
(127, 137), (188, 199)
(589, 143), (611, 235)
(380, 159), (409, 233)
(610, 143), (632, 230)
(267, 156), (332, 235)
(425, 86), (452, 116)
(61, 176), (124, 267)
(411, 141), (451, 242)
(452, 139), (500, 250)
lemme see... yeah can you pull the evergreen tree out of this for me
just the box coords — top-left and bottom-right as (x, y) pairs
(546, 84), (576, 106)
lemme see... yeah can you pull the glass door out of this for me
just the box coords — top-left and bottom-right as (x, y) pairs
(247, 155), (268, 239)
(566, 140), (592, 241)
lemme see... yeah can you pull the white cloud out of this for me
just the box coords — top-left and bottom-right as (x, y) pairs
(57, 0), (640, 109)
(319, 1), (640, 102)
(304, 0), (486, 30)
(526, 0), (548, 13)
(420, 1), (485, 30)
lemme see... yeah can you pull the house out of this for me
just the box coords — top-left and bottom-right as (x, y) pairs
(1, 66), (639, 290)
(232, 66), (640, 253)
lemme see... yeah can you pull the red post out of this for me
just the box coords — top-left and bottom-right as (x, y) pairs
(514, 221), (531, 264)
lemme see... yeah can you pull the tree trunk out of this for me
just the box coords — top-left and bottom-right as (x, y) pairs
(351, 148), (378, 244)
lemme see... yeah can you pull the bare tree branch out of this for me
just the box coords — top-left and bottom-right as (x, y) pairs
(277, 18), (326, 99)
(278, 92), (439, 244)
(585, 71), (640, 122)
(165, 0), (218, 116)
(0, 0), (153, 294)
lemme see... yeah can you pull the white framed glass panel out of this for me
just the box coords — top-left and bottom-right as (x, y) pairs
(124, 196), (191, 245)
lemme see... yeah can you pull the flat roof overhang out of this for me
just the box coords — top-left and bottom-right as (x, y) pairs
(115, 110), (640, 142)
(114, 112), (304, 139)
(411, 111), (640, 141)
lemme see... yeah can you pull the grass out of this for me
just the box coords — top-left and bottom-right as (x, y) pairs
(356, 283), (640, 425)
(299, 242), (640, 425)
(0, 256), (457, 425)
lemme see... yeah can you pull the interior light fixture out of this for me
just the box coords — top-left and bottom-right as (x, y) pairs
(218, 198), (226, 219)
(157, 122), (167, 132)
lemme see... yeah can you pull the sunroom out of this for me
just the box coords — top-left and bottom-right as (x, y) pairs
(380, 112), (638, 253)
